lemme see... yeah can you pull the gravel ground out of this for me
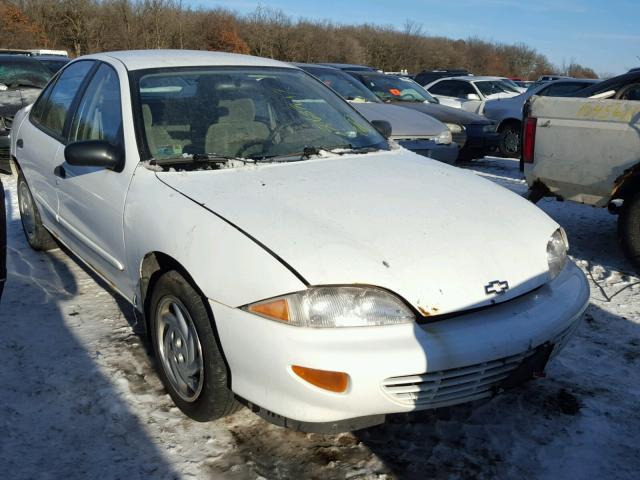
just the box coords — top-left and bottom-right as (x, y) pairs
(1, 157), (639, 479)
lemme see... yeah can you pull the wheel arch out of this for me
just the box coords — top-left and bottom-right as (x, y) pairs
(497, 117), (522, 132)
(138, 251), (235, 389)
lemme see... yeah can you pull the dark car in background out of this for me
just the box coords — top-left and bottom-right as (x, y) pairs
(570, 70), (639, 100)
(318, 63), (378, 72)
(0, 54), (52, 173)
(346, 70), (500, 160)
(0, 175), (5, 300)
(296, 63), (459, 163)
(414, 69), (471, 86)
(33, 55), (70, 74)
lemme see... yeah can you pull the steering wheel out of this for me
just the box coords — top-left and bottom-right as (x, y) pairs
(400, 94), (417, 101)
(237, 123), (292, 157)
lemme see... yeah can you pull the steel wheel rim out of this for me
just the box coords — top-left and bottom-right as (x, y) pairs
(503, 129), (520, 154)
(18, 181), (36, 240)
(155, 296), (205, 402)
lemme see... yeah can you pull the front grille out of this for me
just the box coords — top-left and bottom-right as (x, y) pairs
(382, 320), (581, 409)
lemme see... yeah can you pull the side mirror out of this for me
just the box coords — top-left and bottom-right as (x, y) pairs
(371, 120), (392, 139)
(64, 140), (123, 170)
(466, 93), (481, 101)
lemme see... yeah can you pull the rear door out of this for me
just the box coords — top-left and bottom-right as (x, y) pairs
(16, 60), (95, 231)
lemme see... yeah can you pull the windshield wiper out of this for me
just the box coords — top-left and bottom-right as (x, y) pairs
(150, 153), (247, 169)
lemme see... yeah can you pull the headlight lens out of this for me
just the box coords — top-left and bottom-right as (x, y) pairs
(245, 286), (415, 327)
(547, 228), (569, 280)
(444, 123), (464, 134)
(435, 129), (453, 145)
(482, 123), (498, 133)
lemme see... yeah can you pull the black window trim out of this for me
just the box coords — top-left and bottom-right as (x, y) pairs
(29, 59), (99, 145)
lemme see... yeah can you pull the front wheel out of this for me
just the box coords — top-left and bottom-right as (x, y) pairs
(149, 270), (239, 421)
(17, 171), (57, 251)
(498, 122), (522, 157)
(618, 192), (640, 271)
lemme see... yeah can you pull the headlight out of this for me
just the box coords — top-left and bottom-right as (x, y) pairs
(435, 129), (452, 145)
(444, 123), (464, 134)
(547, 228), (569, 280)
(482, 123), (498, 133)
(244, 286), (415, 327)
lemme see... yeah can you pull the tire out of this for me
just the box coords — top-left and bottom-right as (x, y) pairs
(618, 192), (640, 270)
(498, 122), (522, 158)
(149, 270), (239, 421)
(17, 170), (57, 251)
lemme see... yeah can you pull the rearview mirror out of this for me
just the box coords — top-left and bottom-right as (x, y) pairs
(467, 93), (481, 101)
(64, 140), (123, 170)
(371, 120), (392, 139)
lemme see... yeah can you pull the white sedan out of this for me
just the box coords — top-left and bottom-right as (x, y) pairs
(11, 50), (589, 432)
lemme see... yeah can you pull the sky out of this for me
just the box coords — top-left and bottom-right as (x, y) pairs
(189, 0), (640, 76)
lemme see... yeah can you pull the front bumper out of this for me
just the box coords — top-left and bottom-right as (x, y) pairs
(210, 261), (589, 425)
(396, 138), (459, 165)
(461, 124), (500, 158)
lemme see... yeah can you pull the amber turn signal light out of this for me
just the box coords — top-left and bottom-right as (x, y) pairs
(291, 365), (349, 393)
(248, 298), (290, 322)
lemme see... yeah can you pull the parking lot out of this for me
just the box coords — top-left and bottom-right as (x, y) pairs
(2, 156), (639, 480)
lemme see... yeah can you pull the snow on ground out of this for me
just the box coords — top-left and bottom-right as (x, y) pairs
(1, 157), (639, 479)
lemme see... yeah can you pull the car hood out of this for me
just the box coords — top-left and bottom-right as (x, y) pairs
(156, 150), (558, 316)
(390, 101), (491, 125)
(350, 102), (446, 137)
(0, 87), (41, 118)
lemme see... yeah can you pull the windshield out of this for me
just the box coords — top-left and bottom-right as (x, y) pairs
(302, 67), (380, 103)
(474, 80), (520, 96)
(358, 74), (438, 103)
(39, 59), (70, 74)
(136, 67), (387, 161)
(0, 59), (51, 89)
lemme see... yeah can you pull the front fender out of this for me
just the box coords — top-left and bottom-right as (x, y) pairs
(123, 165), (307, 308)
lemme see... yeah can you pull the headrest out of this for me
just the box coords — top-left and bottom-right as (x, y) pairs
(218, 99), (256, 122)
(142, 104), (152, 126)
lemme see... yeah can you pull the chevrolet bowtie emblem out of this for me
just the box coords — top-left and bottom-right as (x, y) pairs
(485, 280), (510, 295)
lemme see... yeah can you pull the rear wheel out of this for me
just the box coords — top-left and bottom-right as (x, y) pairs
(618, 192), (640, 271)
(17, 171), (57, 251)
(149, 270), (239, 421)
(498, 122), (522, 157)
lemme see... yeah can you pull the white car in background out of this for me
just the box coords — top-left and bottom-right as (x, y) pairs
(11, 50), (588, 432)
(425, 76), (521, 113)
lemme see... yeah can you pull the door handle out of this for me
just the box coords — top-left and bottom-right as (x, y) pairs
(16, 138), (23, 148)
(53, 165), (66, 179)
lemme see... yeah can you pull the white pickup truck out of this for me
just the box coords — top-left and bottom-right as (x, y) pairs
(523, 95), (640, 268)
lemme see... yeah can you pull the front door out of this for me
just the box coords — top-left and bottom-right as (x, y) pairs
(56, 63), (131, 295)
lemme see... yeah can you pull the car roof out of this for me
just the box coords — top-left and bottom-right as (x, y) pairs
(33, 55), (70, 61)
(292, 63), (338, 71)
(79, 50), (295, 71)
(319, 63), (375, 71)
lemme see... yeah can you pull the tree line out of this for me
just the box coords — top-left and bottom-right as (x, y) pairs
(1, 0), (598, 79)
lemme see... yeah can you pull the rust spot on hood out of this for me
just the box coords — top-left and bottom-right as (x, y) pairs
(417, 305), (439, 317)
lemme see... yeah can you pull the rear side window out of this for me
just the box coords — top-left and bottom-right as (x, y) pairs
(541, 82), (591, 97)
(429, 80), (474, 97)
(69, 64), (122, 145)
(32, 61), (94, 138)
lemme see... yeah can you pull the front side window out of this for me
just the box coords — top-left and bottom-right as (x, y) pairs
(136, 67), (387, 160)
(33, 61), (94, 137)
(542, 82), (591, 97)
(69, 64), (122, 145)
